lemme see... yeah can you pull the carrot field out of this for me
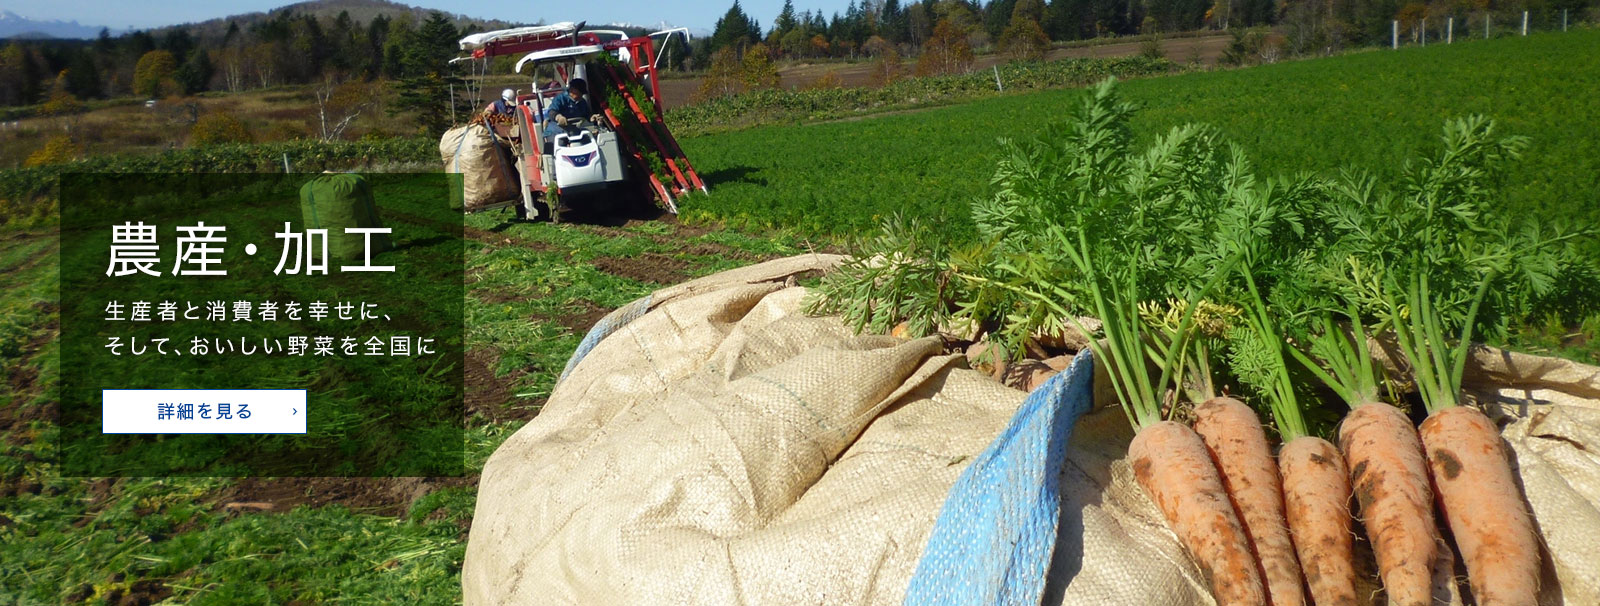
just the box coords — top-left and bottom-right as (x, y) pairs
(681, 29), (1600, 244)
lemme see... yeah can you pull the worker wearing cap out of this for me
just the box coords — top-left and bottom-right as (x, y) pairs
(488, 89), (517, 116)
(542, 78), (603, 136)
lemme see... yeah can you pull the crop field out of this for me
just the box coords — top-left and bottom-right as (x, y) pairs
(3, 27), (1598, 606)
(0, 213), (814, 604)
(681, 29), (1600, 244)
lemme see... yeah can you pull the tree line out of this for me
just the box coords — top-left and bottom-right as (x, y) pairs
(0, 9), (497, 109)
(1, 0), (1591, 113)
(697, 0), (1594, 63)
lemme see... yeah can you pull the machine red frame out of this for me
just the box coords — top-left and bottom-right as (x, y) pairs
(462, 26), (705, 218)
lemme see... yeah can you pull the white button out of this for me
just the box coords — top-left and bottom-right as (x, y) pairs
(102, 389), (307, 434)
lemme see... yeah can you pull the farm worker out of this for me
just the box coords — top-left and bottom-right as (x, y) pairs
(542, 78), (604, 136)
(487, 89), (517, 116)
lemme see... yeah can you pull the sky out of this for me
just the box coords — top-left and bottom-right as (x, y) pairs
(0, 0), (858, 35)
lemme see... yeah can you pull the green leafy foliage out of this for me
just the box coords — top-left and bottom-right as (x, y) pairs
(812, 76), (1597, 438)
(668, 55), (1173, 135)
(681, 30), (1600, 260)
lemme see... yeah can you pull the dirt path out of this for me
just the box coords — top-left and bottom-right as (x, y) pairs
(657, 33), (1232, 110)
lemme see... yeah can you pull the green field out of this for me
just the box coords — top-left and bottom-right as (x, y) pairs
(0, 214), (808, 604)
(4, 27), (1600, 605)
(681, 29), (1600, 241)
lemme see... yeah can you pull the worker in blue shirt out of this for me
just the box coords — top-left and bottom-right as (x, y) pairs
(542, 78), (602, 136)
(488, 89), (517, 116)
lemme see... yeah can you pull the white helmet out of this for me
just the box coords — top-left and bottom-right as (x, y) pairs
(501, 88), (515, 101)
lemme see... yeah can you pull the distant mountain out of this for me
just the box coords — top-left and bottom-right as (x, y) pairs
(0, 10), (116, 39)
(147, 0), (525, 40)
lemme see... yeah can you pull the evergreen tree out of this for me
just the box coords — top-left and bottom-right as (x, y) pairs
(775, 0), (800, 36)
(711, 1), (760, 52)
(986, 0), (1021, 38)
(176, 49), (213, 94)
(880, 0), (910, 44)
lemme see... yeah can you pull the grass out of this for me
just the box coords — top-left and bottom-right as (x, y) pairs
(679, 29), (1600, 244)
(1, 208), (806, 604)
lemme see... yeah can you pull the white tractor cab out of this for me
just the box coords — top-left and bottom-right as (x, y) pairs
(519, 46), (626, 198)
(454, 23), (703, 222)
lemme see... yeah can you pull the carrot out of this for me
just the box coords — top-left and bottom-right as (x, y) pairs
(1338, 402), (1436, 606)
(1130, 420), (1266, 606)
(1057, 231), (1258, 605)
(1420, 405), (1540, 606)
(1193, 396), (1304, 606)
(1279, 435), (1357, 606)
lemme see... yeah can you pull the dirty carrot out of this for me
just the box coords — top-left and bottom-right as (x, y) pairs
(1389, 272), (1540, 606)
(1278, 436), (1357, 606)
(1290, 306), (1432, 606)
(1059, 234), (1263, 605)
(1419, 407), (1539, 606)
(1193, 397), (1303, 606)
(1339, 402), (1438, 606)
(1130, 420), (1266, 606)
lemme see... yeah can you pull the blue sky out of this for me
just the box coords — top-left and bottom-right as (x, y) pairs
(0, 0), (856, 34)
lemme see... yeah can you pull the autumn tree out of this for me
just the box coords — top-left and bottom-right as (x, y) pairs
(133, 50), (178, 98)
(39, 71), (84, 117)
(693, 47), (744, 101)
(26, 136), (80, 167)
(810, 34), (831, 57)
(868, 46), (905, 86)
(190, 111), (254, 145)
(999, 0), (1052, 62)
(915, 18), (974, 76)
(740, 43), (780, 90)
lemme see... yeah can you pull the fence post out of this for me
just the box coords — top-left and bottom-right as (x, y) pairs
(1563, 9), (1568, 31)
(1486, 14), (1491, 39)
(1393, 20), (1400, 49)
(282, 153), (290, 173)
(1448, 17), (1454, 43)
(993, 65), (1003, 92)
(1422, 18), (1427, 45)
(1522, 11), (1528, 35)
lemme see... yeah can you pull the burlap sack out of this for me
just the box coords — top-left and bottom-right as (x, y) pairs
(463, 254), (1600, 606)
(440, 123), (517, 211)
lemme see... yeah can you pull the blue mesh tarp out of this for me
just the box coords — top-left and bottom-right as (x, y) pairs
(903, 349), (1096, 606)
(557, 294), (653, 384)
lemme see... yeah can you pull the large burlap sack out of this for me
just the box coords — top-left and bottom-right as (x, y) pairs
(440, 123), (517, 211)
(298, 174), (390, 262)
(464, 254), (1600, 606)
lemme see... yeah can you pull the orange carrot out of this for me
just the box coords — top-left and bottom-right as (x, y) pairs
(1193, 397), (1304, 606)
(1130, 420), (1266, 606)
(1420, 405), (1540, 606)
(1338, 402), (1436, 606)
(1279, 435), (1357, 606)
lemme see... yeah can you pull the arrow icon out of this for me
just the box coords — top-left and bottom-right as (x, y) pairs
(292, 408), (298, 415)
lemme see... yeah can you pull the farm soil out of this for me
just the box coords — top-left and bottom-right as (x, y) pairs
(212, 476), (477, 518)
